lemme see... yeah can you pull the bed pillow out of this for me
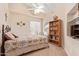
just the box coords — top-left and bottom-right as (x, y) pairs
(4, 32), (15, 40)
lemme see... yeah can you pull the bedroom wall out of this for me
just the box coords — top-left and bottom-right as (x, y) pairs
(64, 3), (79, 56)
(7, 4), (41, 37)
(7, 12), (29, 36)
(0, 3), (8, 44)
(7, 11), (41, 37)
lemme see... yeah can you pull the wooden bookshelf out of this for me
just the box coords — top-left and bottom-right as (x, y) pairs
(49, 20), (62, 47)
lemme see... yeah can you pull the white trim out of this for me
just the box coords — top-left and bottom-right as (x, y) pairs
(64, 47), (70, 56)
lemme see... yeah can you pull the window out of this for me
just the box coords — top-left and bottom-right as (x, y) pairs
(30, 21), (41, 35)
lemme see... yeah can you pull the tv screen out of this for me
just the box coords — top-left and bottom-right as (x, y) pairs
(71, 24), (79, 38)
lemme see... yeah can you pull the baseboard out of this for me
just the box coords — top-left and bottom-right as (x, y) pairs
(64, 47), (70, 56)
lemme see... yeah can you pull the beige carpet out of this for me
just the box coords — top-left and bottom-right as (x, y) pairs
(24, 43), (67, 56)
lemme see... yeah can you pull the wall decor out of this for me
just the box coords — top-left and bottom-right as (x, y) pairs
(17, 21), (25, 27)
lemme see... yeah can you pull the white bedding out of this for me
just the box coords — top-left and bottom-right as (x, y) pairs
(4, 35), (48, 53)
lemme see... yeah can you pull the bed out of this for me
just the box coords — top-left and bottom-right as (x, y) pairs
(1, 25), (49, 56)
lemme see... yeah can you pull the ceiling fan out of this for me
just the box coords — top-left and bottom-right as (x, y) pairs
(24, 3), (45, 14)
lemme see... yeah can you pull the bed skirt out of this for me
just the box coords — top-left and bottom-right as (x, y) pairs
(5, 43), (49, 56)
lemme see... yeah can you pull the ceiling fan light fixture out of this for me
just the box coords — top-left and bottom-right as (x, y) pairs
(34, 7), (44, 14)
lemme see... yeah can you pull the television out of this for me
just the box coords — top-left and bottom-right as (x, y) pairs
(71, 24), (79, 38)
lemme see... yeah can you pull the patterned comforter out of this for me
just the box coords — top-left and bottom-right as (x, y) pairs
(4, 35), (48, 53)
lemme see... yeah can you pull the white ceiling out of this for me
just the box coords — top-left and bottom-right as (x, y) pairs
(24, 3), (55, 13)
(8, 3), (75, 19)
(24, 3), (54, 11)
(23, 3), (59, 18)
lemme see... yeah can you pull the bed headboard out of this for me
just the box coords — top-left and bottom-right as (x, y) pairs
(1, 24), (11, 56)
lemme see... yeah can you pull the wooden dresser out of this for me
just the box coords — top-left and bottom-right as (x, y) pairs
(49, 19), (62, 47)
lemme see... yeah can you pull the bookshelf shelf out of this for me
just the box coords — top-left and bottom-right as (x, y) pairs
(49, 20), (62, 47)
